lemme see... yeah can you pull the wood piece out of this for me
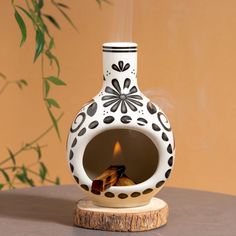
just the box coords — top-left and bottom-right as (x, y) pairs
(92, 165), (125, 192)
(74, 198), (168, 232)
(115, 174), (136, 186)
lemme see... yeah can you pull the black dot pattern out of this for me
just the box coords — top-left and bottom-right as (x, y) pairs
(137, 117), (148, 126)
(105, 192), (115, 198)
(71, 138), (77, 148)
(142, 188), (153, 195)
(103, 116), (115, 124)
(89, 121), (99, 129)
(167, 144), (173, 154)
(162, 132), (169, 141)
(156, 180), (165, 188)
(78, 128), (86, 136)
(121, 115), (132, 124)
(118, 193), (128, 199)
(91, 189), (101, 195)
(165, 169), (171, 178)
(69, 150), (74, 160)
(152, 123), (161, 131)
(80, 184), (89, 191)
(168, 156), (173, 166)
(147, 101), (157, 114)
(69, 163), (74, 172)
(73, 175), (79, 184)
(131, 192), (141, 198)
(87, 102), (97, 117)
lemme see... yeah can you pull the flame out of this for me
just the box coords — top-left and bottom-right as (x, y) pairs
(113, 141), (122, 158)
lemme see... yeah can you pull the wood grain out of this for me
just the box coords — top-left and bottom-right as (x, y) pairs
(74, 197), (168, 231)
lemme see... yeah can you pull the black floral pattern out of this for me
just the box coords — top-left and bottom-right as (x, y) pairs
(112, 61), (130, 72)
(102, 78), (143, 113)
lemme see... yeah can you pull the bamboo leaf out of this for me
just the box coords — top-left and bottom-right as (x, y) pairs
(45, 51), (60, 76)
(48, 108), (60, 140)
(55, 6), (77, 31)
(56, 3), (69, 9)
(35, 144), (42, 160)
(0, 183), (4, 190)
(22, 166), (34, 187)
(43, 14), (60, 29)
(55, 177), (60, 185)
(16, 6), (34, 22)
(19, 79), (28, 86)
(96, 0), (110, 8)
(15, 173), (26, 183)
(7, 148), (16, 166)
(34, 29), (45, 62)
(14, 9), (27, 47)
(0, 72), (7, 80)
(38, 0), (44, 10)
(44, 80), (50, 97)
(46, 98), (60, 109)
(39, 162), (47, 182)
(0, 169), (10, 183)
(48, 38), (54, 51)
(46, 76), (66, 86)
(16, 79), (28, 89)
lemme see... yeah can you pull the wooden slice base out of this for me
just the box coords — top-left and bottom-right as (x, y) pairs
(74, 197), (168, 232)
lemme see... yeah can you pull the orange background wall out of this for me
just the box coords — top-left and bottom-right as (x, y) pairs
(0, 0), (235, 195)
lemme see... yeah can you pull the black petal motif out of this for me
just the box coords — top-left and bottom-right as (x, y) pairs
(87, 102), (97, 117)
(112, 61), (130, 72)
(102, 79), (143, 113)
(123, 78), (131, 88)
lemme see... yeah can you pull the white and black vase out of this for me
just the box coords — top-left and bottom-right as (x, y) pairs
(67, 42), (175, 207)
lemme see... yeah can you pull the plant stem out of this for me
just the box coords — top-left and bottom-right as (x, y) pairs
(26, 168), (56, 184)
(0, 81), (9, 95)
(0, 113), (63, 166)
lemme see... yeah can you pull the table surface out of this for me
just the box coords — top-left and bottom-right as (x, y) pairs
(0, 185), (236, 236)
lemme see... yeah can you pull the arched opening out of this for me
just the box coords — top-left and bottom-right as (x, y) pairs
(83, 129), (159, 184)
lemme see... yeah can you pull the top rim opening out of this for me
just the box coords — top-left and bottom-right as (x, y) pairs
(103, 42), (137, 48)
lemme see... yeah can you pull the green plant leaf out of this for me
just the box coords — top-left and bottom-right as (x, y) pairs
(0, 72), (7, 80)
(7, 148), (16, 166)
(44, 80), (50, 97)
(43, 14), (60, 29)
(19, 79), (28, 86)
(34, 29), (45, 62)
(16, 79), (28, 89)
(48, 108), (60, 140)
(46, 76), (66, 86)
(54, 5), (78, 31)
(0, 169), (10, 183)
(38, 0), (44, 10)
(48, 38), (54, 51)
(39, 162), (47, 182)
(22, 166), (34, 187)
(0, 183), (4, 190)
(15, 173), (26, 183)
(35, 144), (42, 160)
(55, 177), (60, 185)
(46, 98), (60, 109)
(16, 5), (34, 22)
(96, 0), (110, 8)
(45, 51), (60, 76)
(14, 9), (27, 47)
(56, 3), (69, 9)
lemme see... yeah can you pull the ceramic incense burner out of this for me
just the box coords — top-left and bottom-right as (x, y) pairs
(67, 42), (175, 208)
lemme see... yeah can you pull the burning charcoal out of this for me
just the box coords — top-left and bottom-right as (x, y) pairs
(92, 165), (126, 192)
(115, 174), (136, 186)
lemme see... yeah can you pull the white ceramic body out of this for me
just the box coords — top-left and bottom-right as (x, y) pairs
(67, 42), (175, 207)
